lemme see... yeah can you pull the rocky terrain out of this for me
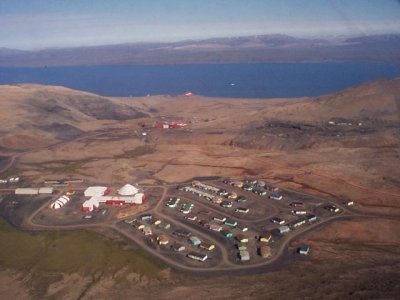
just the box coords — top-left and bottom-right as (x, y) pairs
(1, 33), (399, 66)
(0, 78), (399, 299)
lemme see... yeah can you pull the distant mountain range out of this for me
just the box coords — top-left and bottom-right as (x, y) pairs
(0, 34), (399, 67)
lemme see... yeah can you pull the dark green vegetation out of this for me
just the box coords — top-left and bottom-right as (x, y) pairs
(0, 219), (164, 276)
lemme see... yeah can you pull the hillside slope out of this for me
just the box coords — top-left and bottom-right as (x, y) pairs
(257, 77), (400, 122)
(0, 84), (146, 149)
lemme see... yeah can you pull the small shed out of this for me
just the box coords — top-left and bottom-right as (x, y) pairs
(278, 225), (290, 234)
(236, 234), (248, 243)
(238, 242), (248, 251)
(240, 250), (250, 261)
(172, 243), (185, 252)
(200, 243), (215, 251)
(189, 236), (202, 247)
(298, 245), (310, 255)
(221, 230), (233, 239)
(260, 231), (272, 243)
(224, 220), (238, 227)
(157, 235), (169, 245)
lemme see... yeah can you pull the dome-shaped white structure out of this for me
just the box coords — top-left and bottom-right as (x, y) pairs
(118, 184), (138, 196)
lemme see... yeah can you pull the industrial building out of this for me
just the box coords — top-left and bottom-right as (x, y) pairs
(84, 186), (110, 197)
(15, 187), (54, 195)
(82, 184), (145, 212)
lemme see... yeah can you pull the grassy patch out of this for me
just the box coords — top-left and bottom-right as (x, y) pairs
(0, 220), (164, 277)
(24, 158), (95, 175)
(114, 145), (155, 159)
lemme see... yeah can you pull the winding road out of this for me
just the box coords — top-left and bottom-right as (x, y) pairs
(1, 133), (400, 275)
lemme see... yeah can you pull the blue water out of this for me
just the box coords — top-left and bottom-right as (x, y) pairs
(0, 63), (399, 98)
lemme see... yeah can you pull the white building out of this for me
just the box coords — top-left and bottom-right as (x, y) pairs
(84, 186), (110, 197)
(82, 193), (146, 212)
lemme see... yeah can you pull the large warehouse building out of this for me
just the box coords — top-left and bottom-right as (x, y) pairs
(82, 184), (146, 212)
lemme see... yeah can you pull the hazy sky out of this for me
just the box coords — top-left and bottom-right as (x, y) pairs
(1, 0), (400, 49)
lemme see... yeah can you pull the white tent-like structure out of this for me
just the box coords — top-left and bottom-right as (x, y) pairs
(50, 195), (70, 209)
(118, 184), (139, 196)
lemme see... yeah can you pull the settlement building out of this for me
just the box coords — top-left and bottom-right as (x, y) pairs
(200, 243), (215, 251)
(240, 250), (250, 261)
(157, 234), (169, 245)
(260, 231), (272, 243)
(189, 236), (202, 247)
(278, 225), (290, 234)
(298, 245), (310, 255)
(187, 252), (208, 262)
(269, 194), (283, 200)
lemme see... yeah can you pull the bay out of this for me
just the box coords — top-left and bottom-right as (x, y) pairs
(0, 63), (399, 98)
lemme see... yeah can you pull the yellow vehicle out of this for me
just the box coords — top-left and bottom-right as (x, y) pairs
(66, 190), (75, 196)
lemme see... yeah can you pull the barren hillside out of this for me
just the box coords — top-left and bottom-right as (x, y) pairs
(0, 84), (146, 149)
(0, 79), (399, 299)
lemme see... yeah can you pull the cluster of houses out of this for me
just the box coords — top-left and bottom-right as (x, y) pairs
(124, 213), (214, 262)
(222, 178), (282, 200)
(125, 214), (171, 242)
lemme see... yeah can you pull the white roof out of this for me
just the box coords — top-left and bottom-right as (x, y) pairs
(82, 193), (144, 210)
(51, 202), (62, 209)
(50, 195), (70, 209)
(82, 197), (99, 210)
(84, 186), (108, 197)
(38, 187), (54, 194)
(118, 184), (138, 196)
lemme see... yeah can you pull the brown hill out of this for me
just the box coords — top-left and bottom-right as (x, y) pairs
(261, 77), (400, 123)
(0, 84), (146, 149)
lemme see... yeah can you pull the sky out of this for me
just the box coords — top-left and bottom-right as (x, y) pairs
(1, 0), (400, 49)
